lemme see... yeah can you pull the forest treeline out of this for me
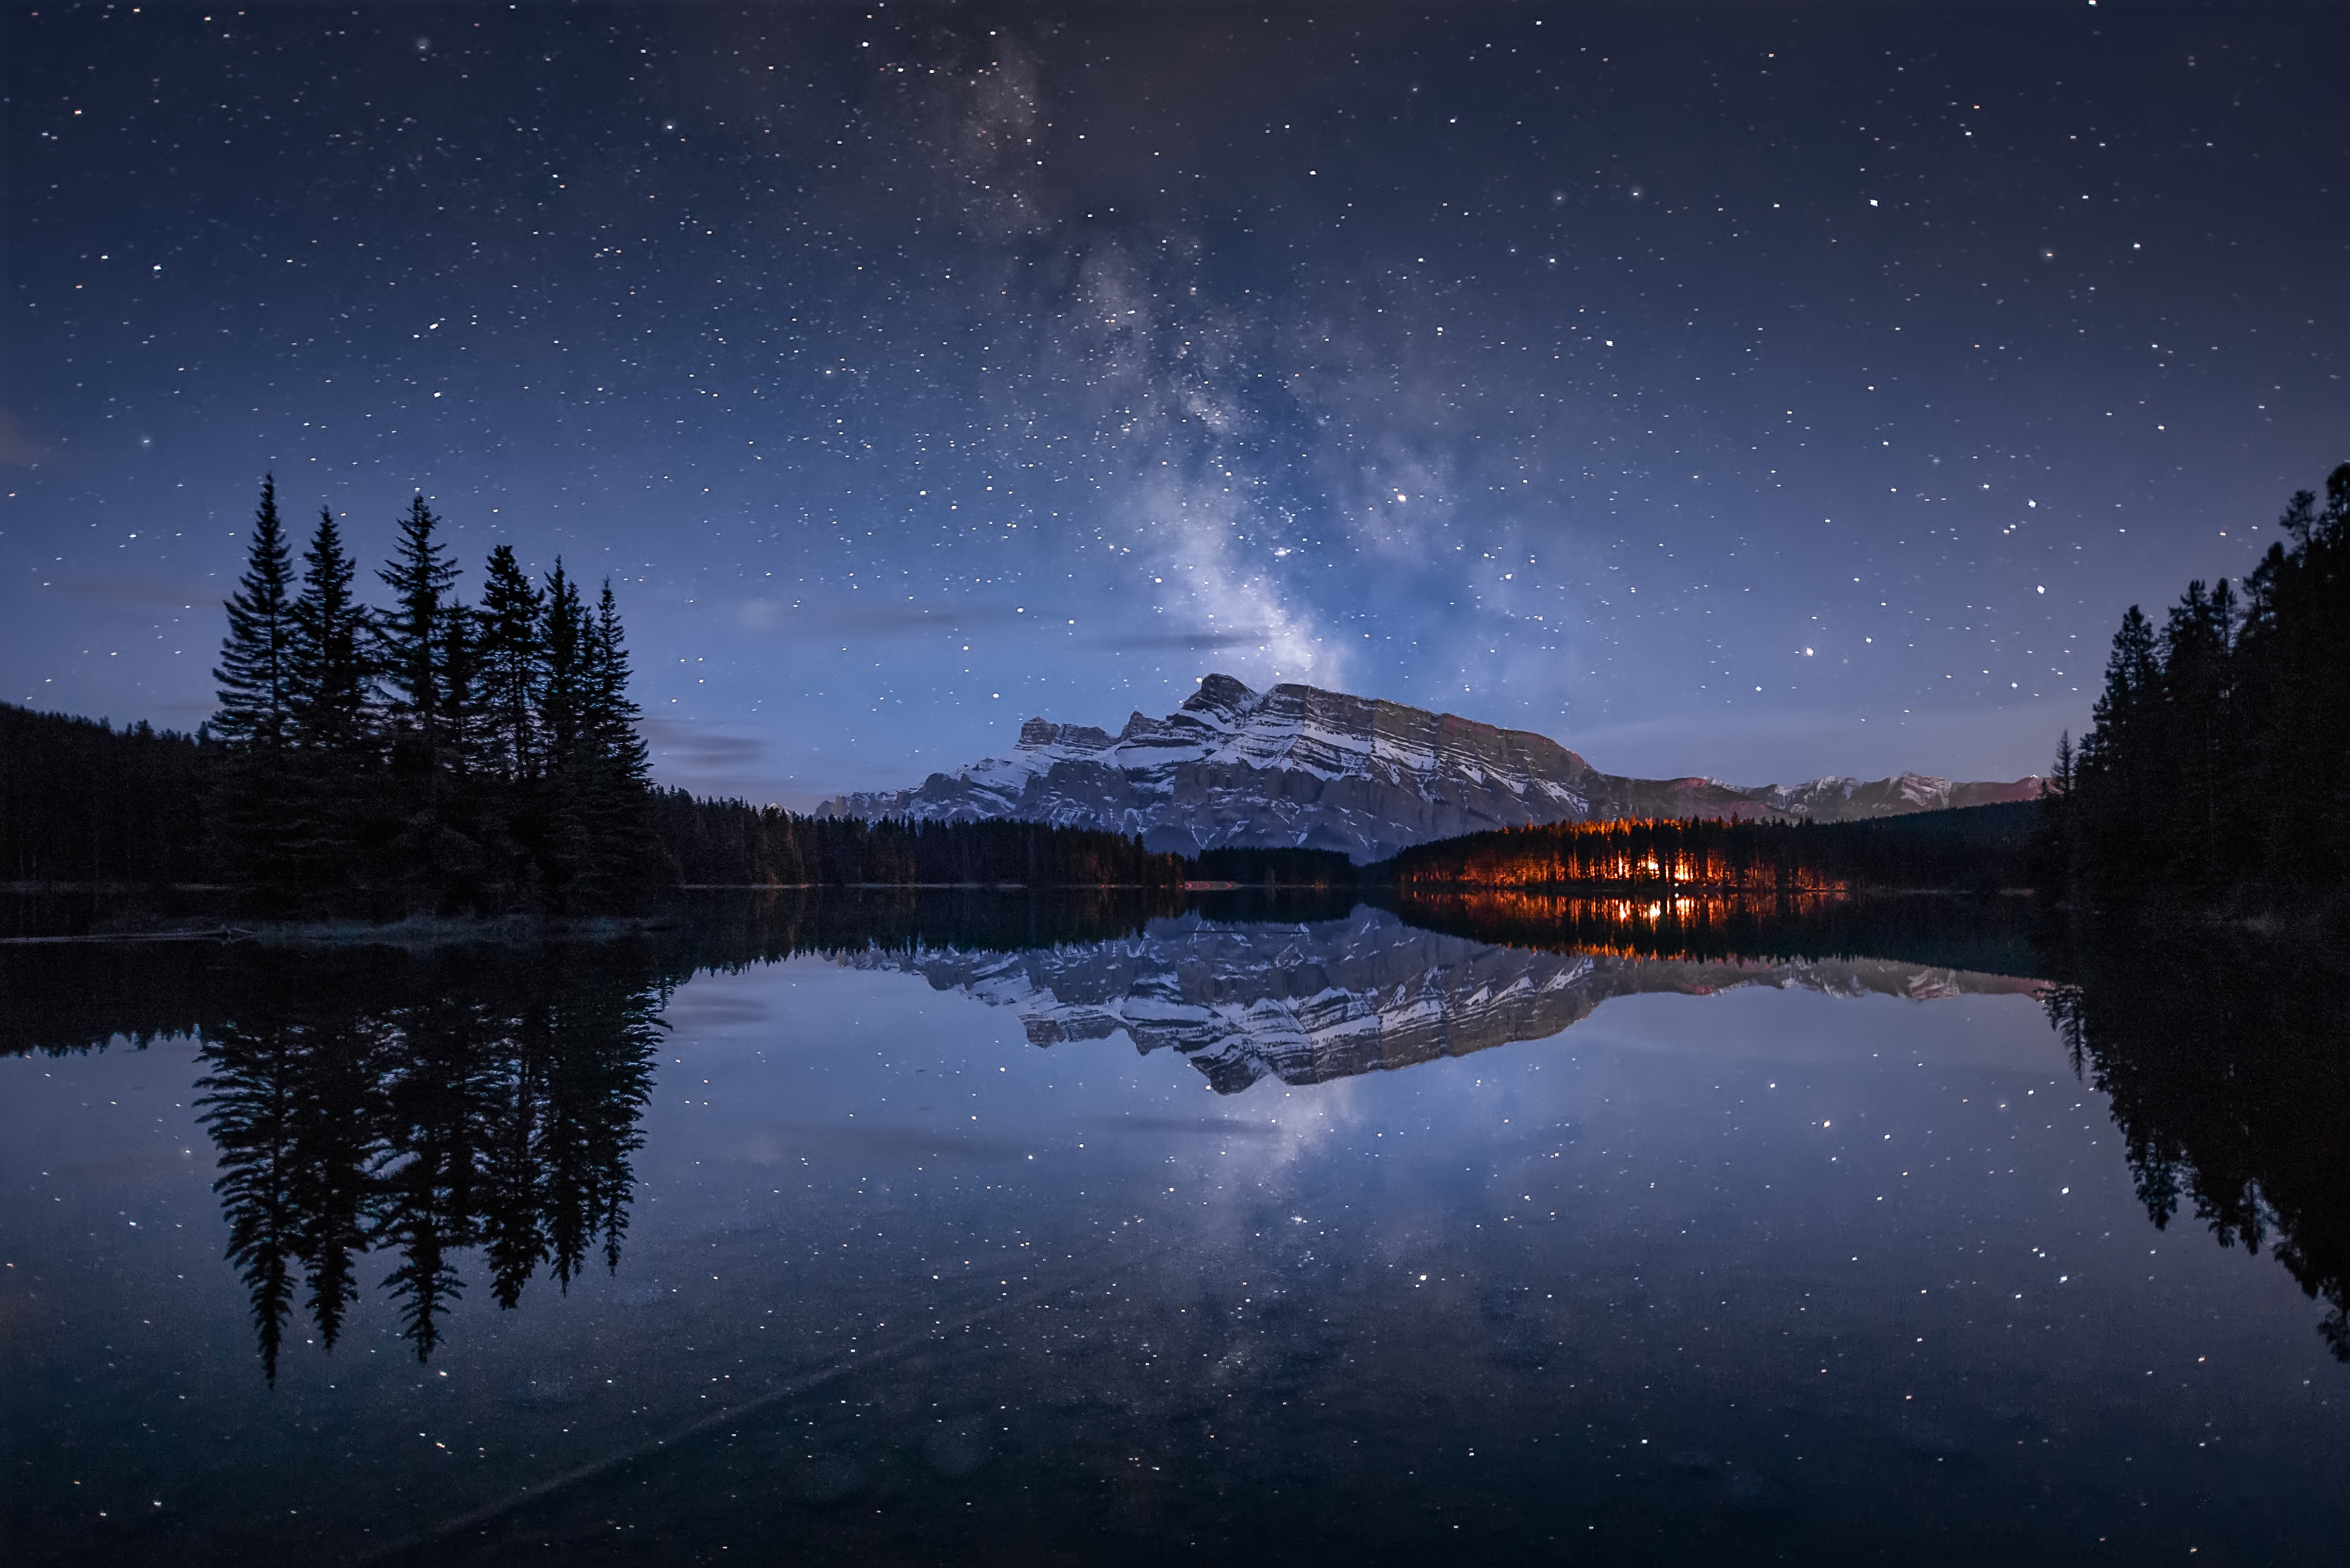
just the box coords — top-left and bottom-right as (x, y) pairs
(2041, 462), (2350, 915)
(653, 794), (1184, 890)
(1, 479), (1179, 911)
(0, 704), (211, 883)
(0, 699), (2038, 902)
(0, 695), (1179, 902)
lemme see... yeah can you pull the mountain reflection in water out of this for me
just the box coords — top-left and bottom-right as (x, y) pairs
(4, 890), (2344, 1380)
(843, 901), (2043, 1096)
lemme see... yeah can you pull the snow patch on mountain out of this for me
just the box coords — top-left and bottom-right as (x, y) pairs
(818, 673), (2040, 861)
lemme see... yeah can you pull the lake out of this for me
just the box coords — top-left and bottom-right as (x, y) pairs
(4, 893), (2344, 1564)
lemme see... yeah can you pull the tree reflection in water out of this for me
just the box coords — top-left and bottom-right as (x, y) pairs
(2045, 924), (2350, 1359)
(192, 948), (668, 1380)
(8, 889), (2345, 1378)
(0, 891), (1182, 1382)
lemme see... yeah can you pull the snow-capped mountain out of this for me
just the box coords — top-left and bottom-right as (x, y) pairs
(835, 904), (2043, 1095)
(817, 673), (2040, 862)
(1734, 772), (2044, 818)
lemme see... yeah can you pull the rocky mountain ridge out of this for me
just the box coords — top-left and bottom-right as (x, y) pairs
(819, 673), (2041, 863)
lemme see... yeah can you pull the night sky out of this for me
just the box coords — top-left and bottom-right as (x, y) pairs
(7, 3), (2345, 805)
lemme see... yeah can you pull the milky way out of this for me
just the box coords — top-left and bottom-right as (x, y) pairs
(6, 3), (2344, 801)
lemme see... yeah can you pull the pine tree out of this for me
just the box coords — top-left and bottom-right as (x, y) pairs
(538, 561), (587, 773)
(2031, 729), (2077, 895)
(212, 476), (298, 751)
(475, 544), (544, 784)
(374, 496), (480, 910)
(2066, 462), (2350, 914)
(288, 507), (372, 757)
(376, 496), (463, 746)
(209, 479), (306, 903)
(566, 579), (657, 907)
(534, 562), (594, 907)
(588, 579), (651, 799)
(2159, 578), (2235, 891)
(2071, 606), (2161, 900)
(439, 589), (484, 776)
(281, 507), (377, 906)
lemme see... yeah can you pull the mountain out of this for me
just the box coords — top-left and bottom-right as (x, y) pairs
(1732, 771), (2045, 818)
(834, 904), (2044, 1095)
(817, 673), (2041, 863)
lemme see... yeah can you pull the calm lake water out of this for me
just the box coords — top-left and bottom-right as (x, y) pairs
(4, 894), (2345, 1565)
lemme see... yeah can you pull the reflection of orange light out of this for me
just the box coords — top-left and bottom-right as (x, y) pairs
(1395, 886), (1848, 960)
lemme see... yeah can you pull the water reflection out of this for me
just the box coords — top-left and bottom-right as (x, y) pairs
(850, 902), (2041, 1094)
(1388, 886), (2043, 976)
(192, 949), (668, 1379)
(2047, 924), (2350, 1359)
(6, 891), (2345, 1382)
(6, 892), (2350, 1562)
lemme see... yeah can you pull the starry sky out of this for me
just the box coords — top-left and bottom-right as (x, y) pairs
(6, 2), (2345, 805)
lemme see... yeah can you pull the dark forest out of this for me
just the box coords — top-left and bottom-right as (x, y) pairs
(0, 481), (1182, 913)
(2041, 463), (2350, 920)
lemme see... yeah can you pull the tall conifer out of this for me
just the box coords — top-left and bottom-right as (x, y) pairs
(289, 507), (371, 756)
(588, 579), (651, 796)
(538, 561), (587, 772)
(279, 506), (377, 903)
(377, 496), (463, 744)
(374, 495), (480, 908)
(475, 544), (544, 784)
(534, 562), (591, 904)
(213, 476), (298, 750)
(209, 478), (305, 902)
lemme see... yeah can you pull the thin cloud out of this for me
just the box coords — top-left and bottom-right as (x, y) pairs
(1089, 627), (1274, 653)
(59, 578), (214, 609)
(641, 717), (768, 769)
(735, 598), (1033, 637)
(0, 409), (44, 466)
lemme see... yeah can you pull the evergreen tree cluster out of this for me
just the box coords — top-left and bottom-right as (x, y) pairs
(208, 478), (657, 915)
(0, 704), (210, 883)
(651, 792), (1185, 889)
(2043, 463), (2350, 911)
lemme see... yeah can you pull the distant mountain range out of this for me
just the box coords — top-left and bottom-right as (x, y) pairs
(818, 673), (2041, 863)
(836, 904), (2043, 1095)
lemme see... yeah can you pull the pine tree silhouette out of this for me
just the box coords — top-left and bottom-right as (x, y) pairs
(376, 496), (463, 745)
(475, 544), (544, 785)
(289, 507), (372, 755)
(212, 477), (298, 751)
(536, 562), (593, 907)
(374, 496), (478, 909)
(590, 579), (651, 797)
(563, 579), (658, 908)
(195, 1017), (303, 1383)
(2064, 462), (2350, 914)
(210, 479), (305, 904)
(281, 507), (377, 905)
